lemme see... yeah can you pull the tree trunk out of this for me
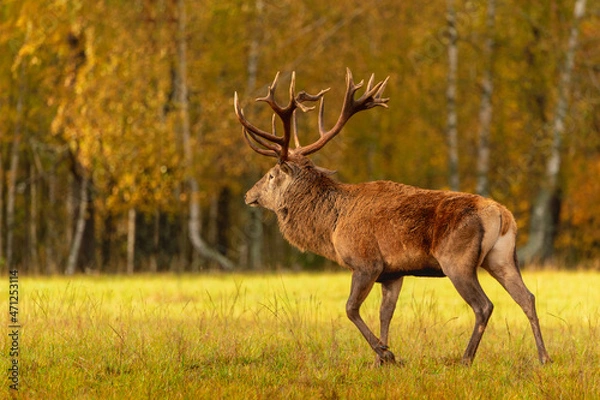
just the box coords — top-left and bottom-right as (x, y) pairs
(80, 182), (96, 271)
(66, 173), (74, 249)
(208, 192), (218, 247)
(65, 174), (89, 275)
(6, 80), (24, 269)
(177, 0), (234, 270)
(101, 212), (114, 271)
(248, 208), (264, 269)
(446, 0), (460, 191)
(46, 165), (57, 275)
(29, 163), (39, 273)
(126, 207), (136, 274)
(246, 0), (265, 270)
(476, 0), (495, 198)
(246, 0), (263, 95)
(216, 187), (230, 255)
(519, 0), (586, 265)
(149, 209), (159, 273)
(0, 149), (4, 270)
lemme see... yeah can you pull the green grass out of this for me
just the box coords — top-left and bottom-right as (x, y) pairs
(2, 271), (599, 399)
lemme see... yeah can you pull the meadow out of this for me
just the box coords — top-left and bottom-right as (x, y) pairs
(2, 270), (599, 399)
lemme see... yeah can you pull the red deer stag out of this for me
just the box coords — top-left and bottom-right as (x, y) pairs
(234, 69), (551, 366)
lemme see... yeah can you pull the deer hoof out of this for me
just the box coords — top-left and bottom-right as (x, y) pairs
(375, 349), (399, 367)
(540, 355), (553, 365)
(460, 357), (473, 367)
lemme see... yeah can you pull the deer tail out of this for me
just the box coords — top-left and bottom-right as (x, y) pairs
(498, 204), (516, 236)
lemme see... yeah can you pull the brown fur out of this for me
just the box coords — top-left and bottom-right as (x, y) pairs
(246, 154), (551, 366)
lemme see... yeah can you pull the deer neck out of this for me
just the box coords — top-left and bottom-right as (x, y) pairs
(275, 174), (343, 261)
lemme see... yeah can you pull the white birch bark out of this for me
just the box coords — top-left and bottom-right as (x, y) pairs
(126, 207), (136, 275)
(519, 0), (587, 264)
(65, 175), (88, 275)
(29, 163), (39, 272)
(446, 0), (460, 191)
(6, 78), (24, 269)
(177, 0), (234, 270)
(476, 0), (495, 198)
(0, 149), (4, 267)
(247, 0), (264, 270)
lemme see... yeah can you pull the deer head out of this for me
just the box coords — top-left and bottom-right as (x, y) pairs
(235, 69), (389, 210)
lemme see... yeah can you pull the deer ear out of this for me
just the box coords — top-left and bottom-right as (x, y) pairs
(279, 161), (298, 176)
(314, 166), (337, 176)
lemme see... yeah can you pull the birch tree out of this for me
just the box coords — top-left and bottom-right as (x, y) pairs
(28, 163), (39, 272)
(0, 148), (4, 268)
(476, 0), (495, 198)
(519, 0), (587, 264)
(126, 207), (136, 275)
(177, 0), (234, 270)
(6, 68), (24, 269)
(65, 172), (88, 275)
(446, 0), (460, 191)
(246, 0), (265, 270)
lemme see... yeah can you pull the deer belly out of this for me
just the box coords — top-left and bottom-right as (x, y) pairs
(380, 249), (444, 278)
(377, 267), (446, 282)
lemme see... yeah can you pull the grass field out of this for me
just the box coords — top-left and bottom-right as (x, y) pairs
(2, 270), (599, 399)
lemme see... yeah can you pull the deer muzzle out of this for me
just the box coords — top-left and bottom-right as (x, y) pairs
(245, 192), (260, 207)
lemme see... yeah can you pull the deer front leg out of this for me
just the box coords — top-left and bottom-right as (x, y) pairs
(346, 269), (392, 363)
(377, 277), (404, 365)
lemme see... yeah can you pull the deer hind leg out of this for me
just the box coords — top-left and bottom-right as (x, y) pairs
(346, 269), (394, 363)
(444, 268), (494, 365)
(482, 234), (552, 364)
(376, 277), (404, 365)
(436, 221), (494, 365)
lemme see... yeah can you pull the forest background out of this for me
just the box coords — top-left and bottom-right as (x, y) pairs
(0, 0), (598, 275)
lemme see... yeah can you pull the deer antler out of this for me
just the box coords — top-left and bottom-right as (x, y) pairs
(234, 72), (328, 161)
(295, 68), (389, 156)
(234, 68), (389, 161)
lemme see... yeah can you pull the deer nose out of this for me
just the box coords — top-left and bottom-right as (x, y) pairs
(245, 193), (259, 207)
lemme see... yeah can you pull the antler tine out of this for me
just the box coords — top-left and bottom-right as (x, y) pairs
(345, 68), (366, 98)
(243, 115), (282, 157)
(357, 74), (390, 109)
(256, 71), (301, 116)
(296, 88), (330, 112)
(271, 113), (277, 135)
(256, 72), (281, 108)
(288, 71), (296, 108)
(292, 111), (301, 148)
(366, 73), (375, 91)
(234, 91), (285, 145)
(236, 72), (301, 161)
(317, 94), (326, 137)
(243, 128), (280, 158)
(291, 87), (331, 149)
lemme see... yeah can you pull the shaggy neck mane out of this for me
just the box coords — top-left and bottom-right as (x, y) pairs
(276, 166), (342, 261)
